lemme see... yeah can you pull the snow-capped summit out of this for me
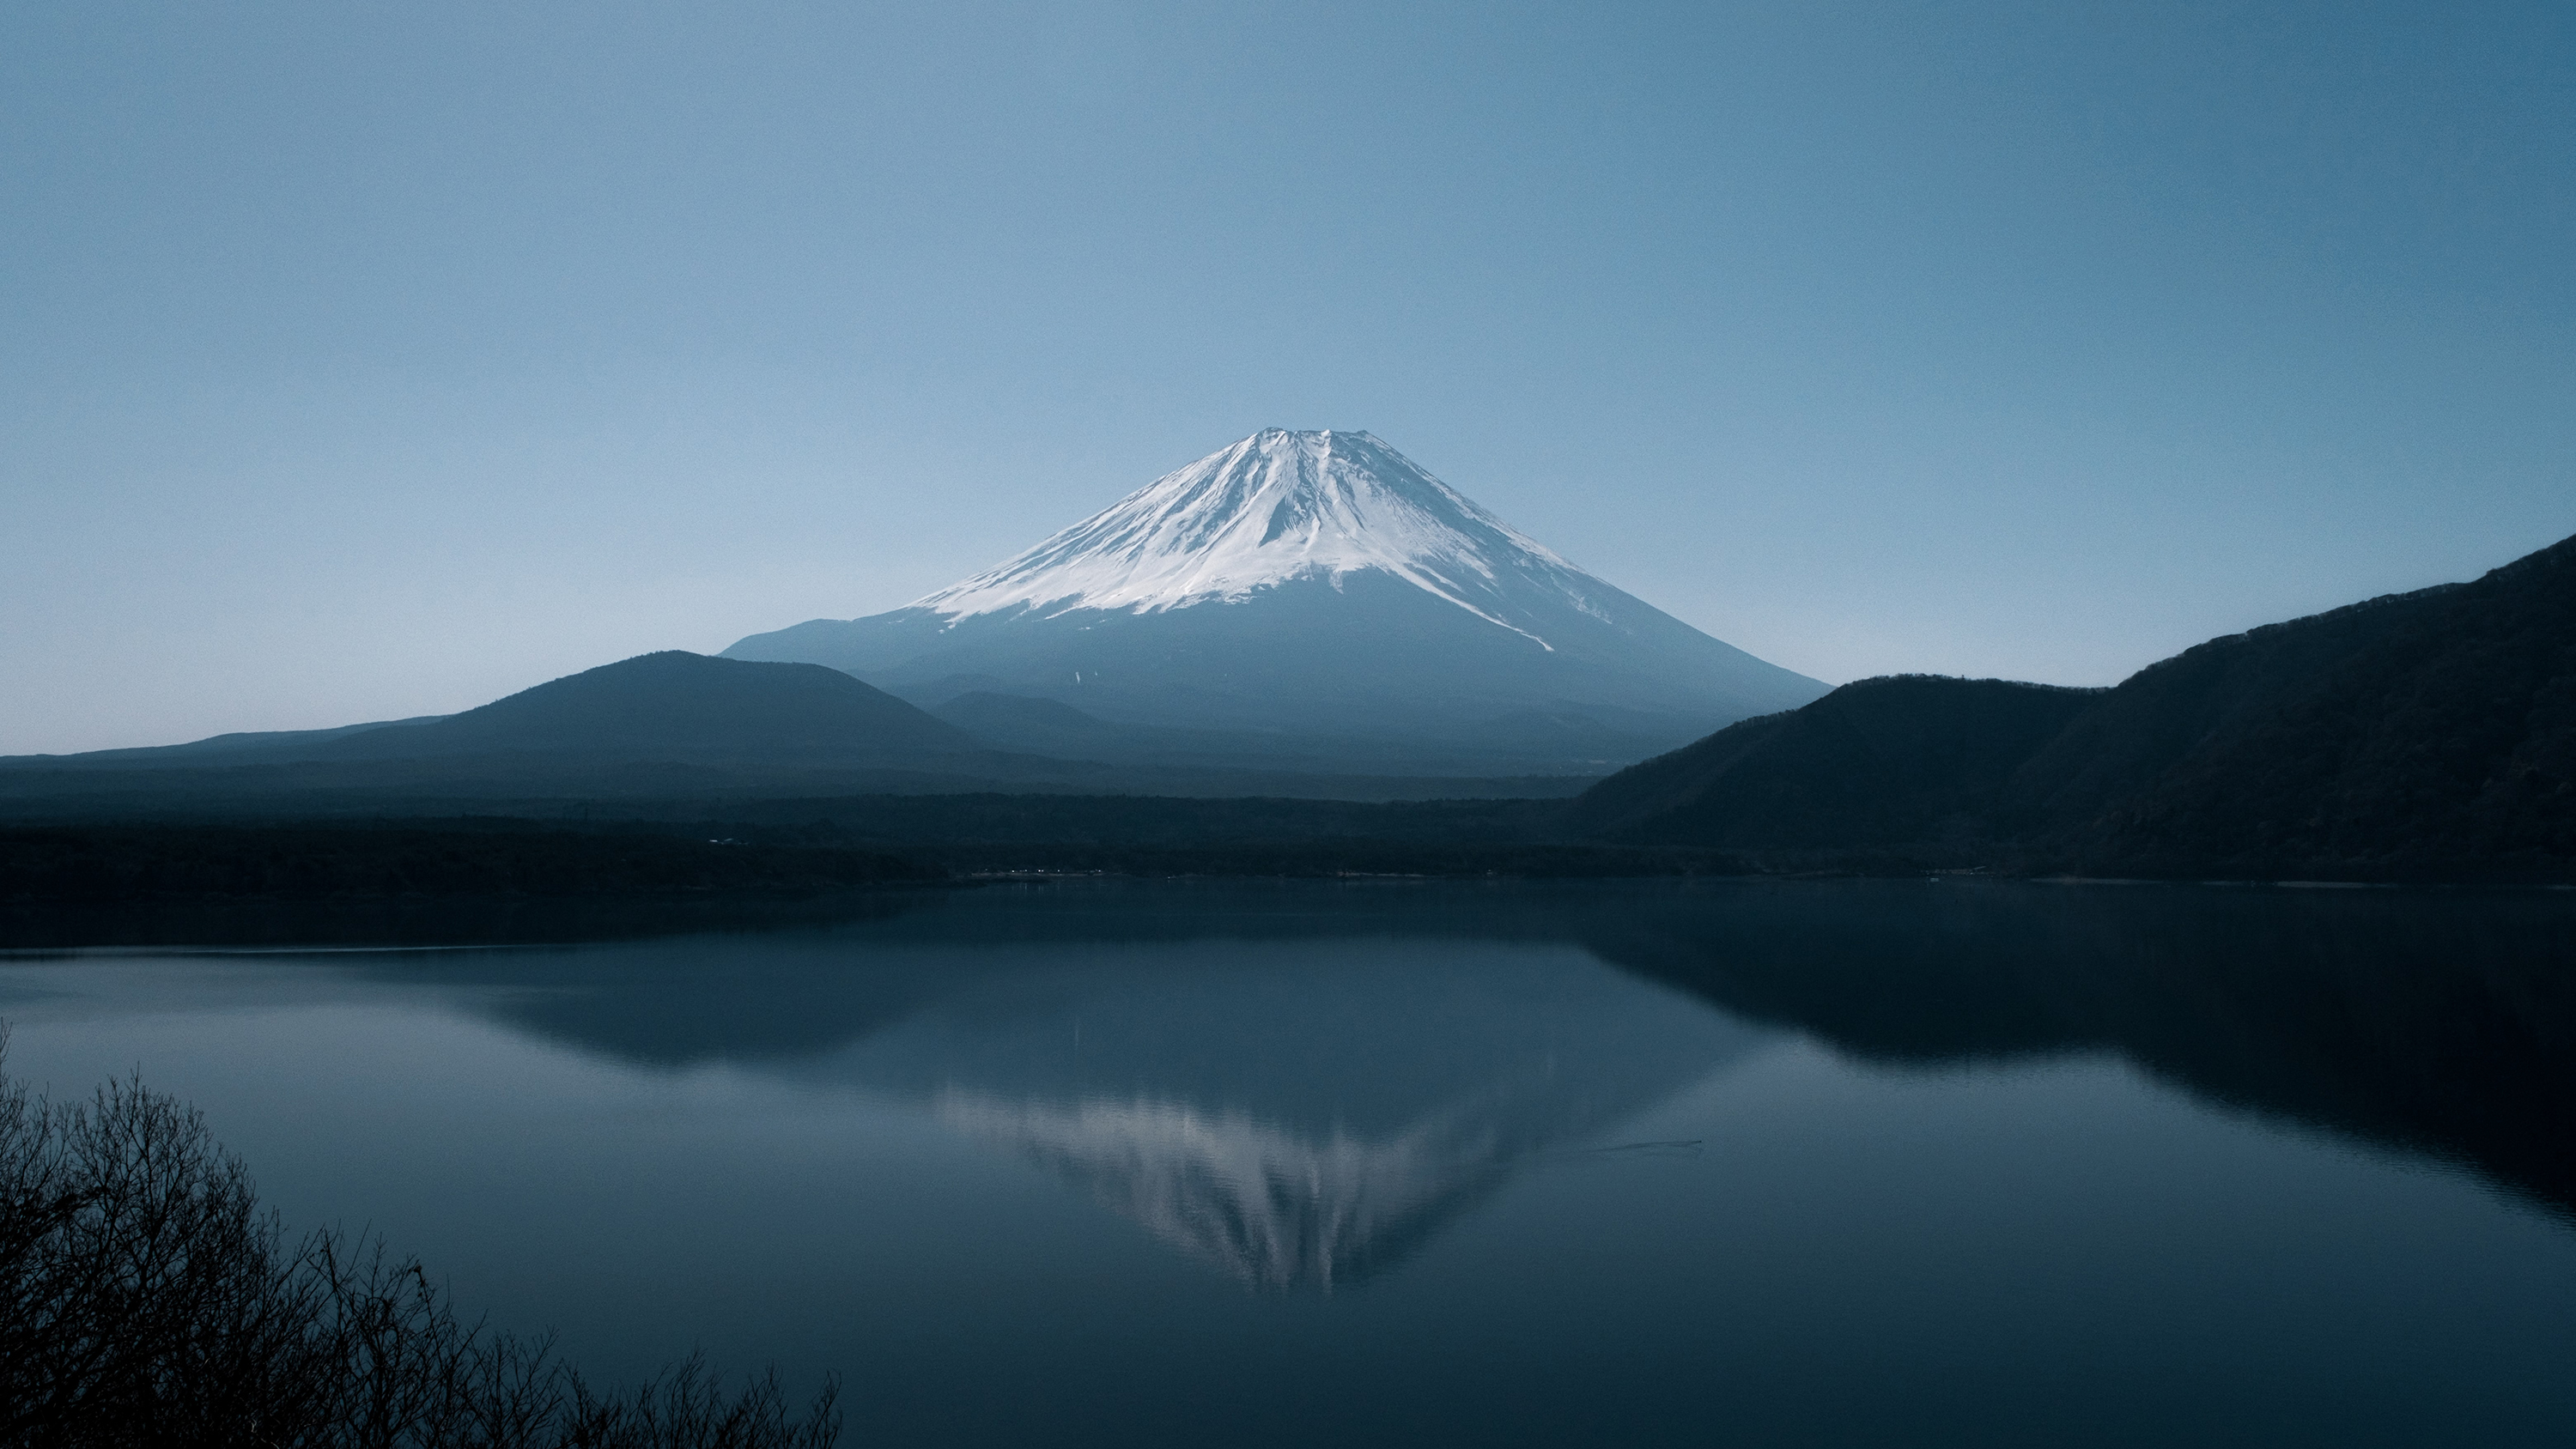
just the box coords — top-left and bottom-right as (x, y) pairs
(726, 430), (1826, 773)
(917, 429), (1598, 647)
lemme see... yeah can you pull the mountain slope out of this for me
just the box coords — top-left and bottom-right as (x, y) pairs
(1569, 676), (2101, 847)
(0, 718), (451, 770)
(318, 652), (975, 763)
(2030, 533), (2576, 874)
(1577, 530), (2576, 878)
(0, 654), (975, 773)
(726, 429), (1826, 770)
(0, 649), (1611, 811)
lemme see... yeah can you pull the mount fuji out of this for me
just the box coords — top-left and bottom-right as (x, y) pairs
(725, 430), (1826, 773)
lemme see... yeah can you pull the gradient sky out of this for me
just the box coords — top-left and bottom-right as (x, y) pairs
(5, 1), (2572, 754)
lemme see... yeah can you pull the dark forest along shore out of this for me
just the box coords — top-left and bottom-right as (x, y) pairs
(4, 881), (2573, 1447)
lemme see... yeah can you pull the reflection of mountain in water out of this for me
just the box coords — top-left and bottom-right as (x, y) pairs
(798, 938), (1762, 1289)
(338, 897), (1765, 1288)
(1579, 883), (2576, 1223)
(937, 1090), (1504, 1290)
(339, 880), (2576, 1262)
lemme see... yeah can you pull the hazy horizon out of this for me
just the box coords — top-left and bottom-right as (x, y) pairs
(7, 2), (2573, 754)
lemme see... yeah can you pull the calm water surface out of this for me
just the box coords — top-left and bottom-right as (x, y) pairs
(3, 881), (2573, 1446)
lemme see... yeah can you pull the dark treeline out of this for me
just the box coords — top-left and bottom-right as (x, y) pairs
(1579, 531), (2576, 883)
(0, 1040), (839, 1447)
(918, 839), (1749, 878)
(0, 810), (1743, 911)
(0, 825), (936, 905)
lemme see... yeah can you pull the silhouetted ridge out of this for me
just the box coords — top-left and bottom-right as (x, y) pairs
(1571, 676), (2101, 847)
(328, 651), (972, 763)
(1581, 530), (2576, 879)
(2021, 531), (2576, 875)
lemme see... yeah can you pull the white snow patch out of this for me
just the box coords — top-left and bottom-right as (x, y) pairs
(914, 429), (1612, 647)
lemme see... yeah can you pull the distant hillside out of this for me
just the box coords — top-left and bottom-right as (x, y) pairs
(0, 652), (974, 773)
(320, 652), (975, 764)
(727, 429), (1826, 772)
(924, 691), (1279, 766)
(2020, 536), (2576, 876)
(0, 652), (1619, 809)
(1570, 677), (2100, 848)
(1580, 531), (2576, 880)
(3, 716), (453, 767)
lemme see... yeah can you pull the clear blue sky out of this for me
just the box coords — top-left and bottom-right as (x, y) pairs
(5, 1), (2571, 753)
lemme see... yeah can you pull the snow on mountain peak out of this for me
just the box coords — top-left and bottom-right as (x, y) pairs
(914, 429), (1599, 643)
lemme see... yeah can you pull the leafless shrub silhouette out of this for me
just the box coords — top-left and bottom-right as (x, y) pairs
(0, 1031), (838, 1448)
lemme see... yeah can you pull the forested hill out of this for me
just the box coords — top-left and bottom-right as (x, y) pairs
(1577, 530), (2576, 881)
(1570, 676), (2101, 849)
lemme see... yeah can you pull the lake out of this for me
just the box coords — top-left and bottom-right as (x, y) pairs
(3, 879), (2572, 1446)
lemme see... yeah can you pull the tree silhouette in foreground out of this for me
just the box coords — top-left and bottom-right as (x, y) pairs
(0, 1034), (838, 1447)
